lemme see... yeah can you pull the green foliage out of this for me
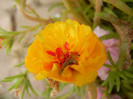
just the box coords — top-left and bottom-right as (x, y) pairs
(42, 83), (86, 99)
(0, 23), (42, 54)
(102, 69), (133, 93)
(83, 5), (94, 20)
(63, 0), (92, 25)
(14, 62), (25, 67)
(80, 85), (86, 98)
(59, 83), (67, 90)
(107, 51), (115, 66)
(0, 71), (38, 99)
(48, 2), (64, 12)
(117, 42), (128, 69)
(1, 0), (133, 98)
(102, 47), (133, 94)
(73, 85), (86, 98)
(44, 87), (53, 98)
(56, 85), (76, 99)
(103, 0), (133, 16)
(0, 28), (19, 54)
(103, 7), (117, 17)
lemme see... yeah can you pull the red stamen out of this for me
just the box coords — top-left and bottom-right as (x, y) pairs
(46, 51), (56, 56)
(64, 42), (69, 51)
(56, 47), (64, 62)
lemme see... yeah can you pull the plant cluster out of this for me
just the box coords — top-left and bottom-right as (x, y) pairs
(0, 0), (133, 99)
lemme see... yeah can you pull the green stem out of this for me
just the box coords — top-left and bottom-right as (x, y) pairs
(88, 82), (97, 99)
(63, 0), (91, 26)
(17, 5), (46, 23)
(103, 0), (133, 16)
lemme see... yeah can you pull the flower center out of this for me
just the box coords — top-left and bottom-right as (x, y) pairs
(59, 58), (78, 75)
(46, 42), (80, 75)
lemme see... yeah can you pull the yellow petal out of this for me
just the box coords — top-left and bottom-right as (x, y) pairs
(35, 70), (47, 80)
(61, 66), (72, 78)
(74, 69), (97, 87)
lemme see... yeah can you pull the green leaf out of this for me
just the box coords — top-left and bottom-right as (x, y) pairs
(75, 86), (80, 95)
(6, 38), (14, 54)
(103, 7), (117, 17)
(21, 79), (27, 99)
(18, 33), (26, 42)
(8, 83), (18, 91)
(53, 84), (74, 99)
(26, 87), (31, 96)
(102, 77), (109, 86)
(83, 5), (93, 15)
(0, 78), (14, 82)
(48, 2), (64, 12)
(5, 73), (24, 79)
(80, 85), (85, 98)
(0, 35), (11, 38)
(108, 72), (115, 93)
(27, 79), (38, 96)
(117, 71), (127, 80)
(14, 78), (24, 89)
(44, 87), (52, 98)
(6, 44), (12, 54)
(8, 77), (24, 91)
(0, 30), (20, 35)
(68, 85), (75, 96)
(15, 62), (25, 67)
(115, 73), (120, 92)
(117, 42), (128, 69)
(59, 83), (67, 90)
(104, 64), (112, 68)
(8, 31), (20, 34)
(107, 51), (115, 66)
(103, 0), (133, 16)
(0, 27), (7, 32)
(99, 33), (119, 41)
(123, 71), (133, 78)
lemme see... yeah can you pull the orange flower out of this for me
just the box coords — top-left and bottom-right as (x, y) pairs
(25, 19), (107, 86)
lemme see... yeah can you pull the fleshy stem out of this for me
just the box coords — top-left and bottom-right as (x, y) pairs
(26, 5), (40, 19)
(88, 82), (97, 99)
(94, 0), (102, 25)
(20, 24), (42, 33)
(13, 23), (43, 36)
(17, 5), (46, 23)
